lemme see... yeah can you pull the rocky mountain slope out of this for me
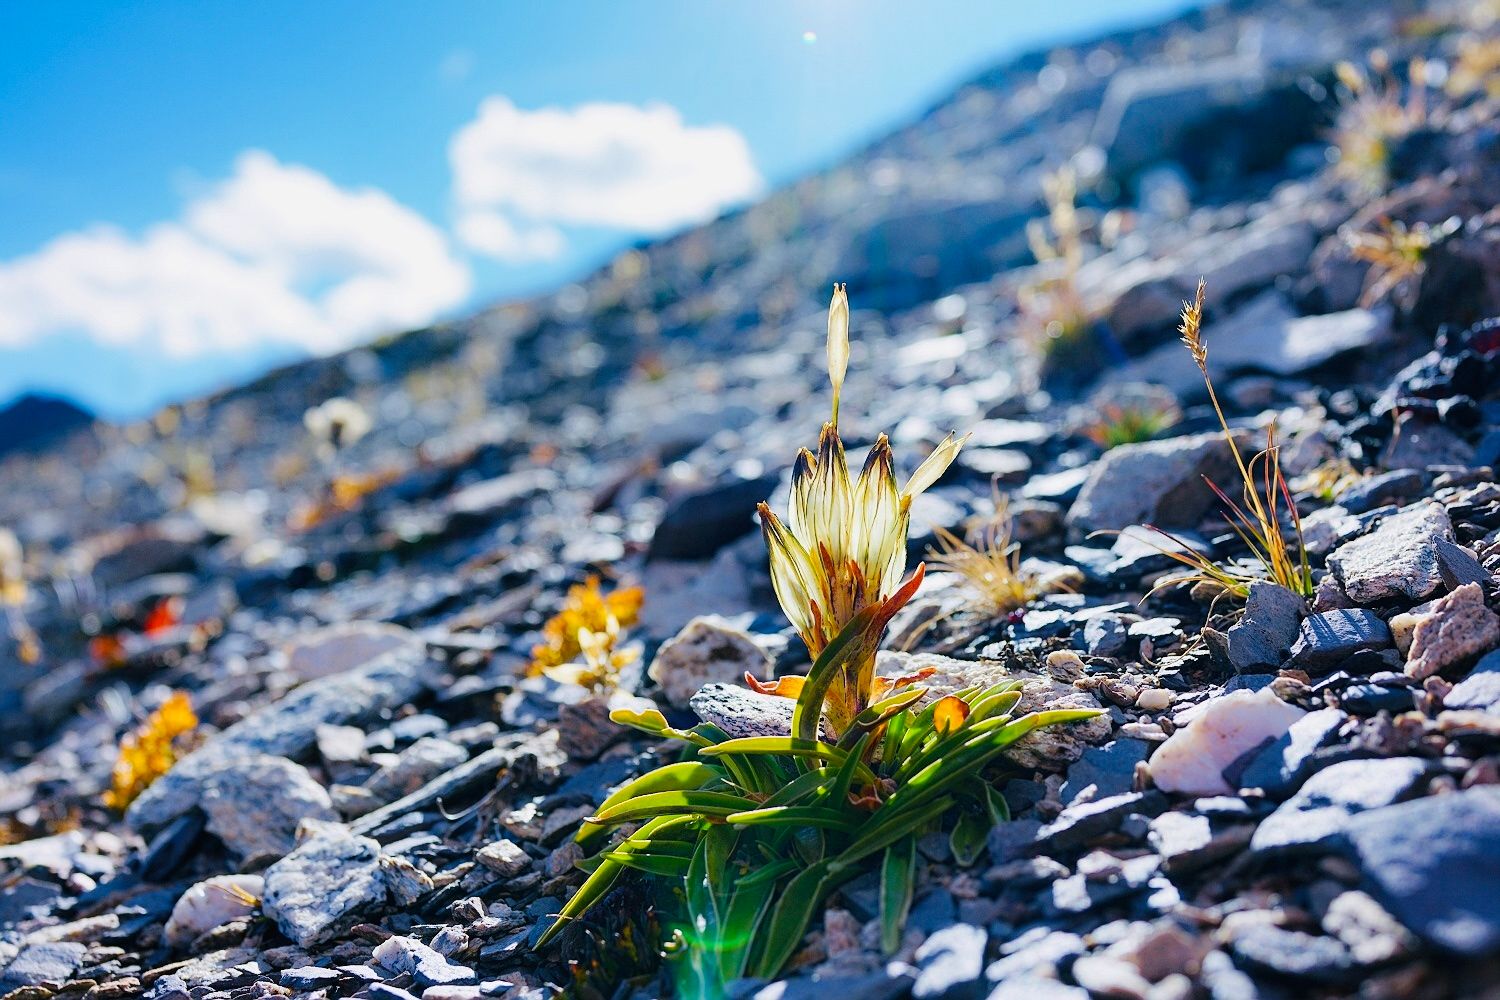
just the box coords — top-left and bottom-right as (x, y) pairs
(4, 0), (1500, 997)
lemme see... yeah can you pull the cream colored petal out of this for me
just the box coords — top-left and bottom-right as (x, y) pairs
(827, 283), (849, 423)
(851, 436), (900, 592)
(759, 506), (820, 639)
(808, 422), (852, 566)
(787, 447), (817, 544)
(903, 432), (968, 498)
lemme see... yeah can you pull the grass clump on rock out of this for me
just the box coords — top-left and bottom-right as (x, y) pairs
(536, 286), (1100, 991)
(1146, 280), (1314, 600)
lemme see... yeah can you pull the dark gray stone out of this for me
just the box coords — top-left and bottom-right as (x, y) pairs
(1035, 791), (1168, 855)
(1225, 581), (1304, 672)
(648, 475), (779, 561)
(1436, 538), (1492, 591)
(0, 942), (86, 990)
(1228, 925), (1358, 984)
(1081, 614), (1130, 657)
(1237, 707), (1347, 798)
(912, 922), (988, 1000)
(1338, 682), (1416, 715)
(281, 967), (343, 989)
(1339, 786), (1500, 956)
(1336, 469), (1423, 515)
(986, 818), (1043, 864)
(1287, 610), (1392, 673)
(1445, 650), (1500, 713)
(1250, 757), (1433, 857)
(1059, 739), (1151, 805)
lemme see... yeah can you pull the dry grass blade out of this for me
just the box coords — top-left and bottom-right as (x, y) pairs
(927, 499), (1052, 616)
(1144, 281), (1313, 599)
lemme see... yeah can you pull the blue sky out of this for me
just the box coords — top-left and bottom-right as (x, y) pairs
(0, 0), (1192, 418)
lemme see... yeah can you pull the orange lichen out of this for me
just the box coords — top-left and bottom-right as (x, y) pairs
(529, 576), (644, 677)
(103, 692), (198, 812)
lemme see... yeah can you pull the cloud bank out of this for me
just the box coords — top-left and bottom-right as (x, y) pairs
(0, 151), (471, 359)
(449, 97), (762, 260)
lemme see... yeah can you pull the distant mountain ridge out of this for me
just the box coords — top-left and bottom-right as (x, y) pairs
(0, 392), (95, 458)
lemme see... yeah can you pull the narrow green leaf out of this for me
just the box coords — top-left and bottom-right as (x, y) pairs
(950, 806), (990, 867)
(725, 805), (859, 831)
(792, 605), (881, 743)
(536, 814), (692, 947)
(701, 737), (879, 786)
(591, 789), (758, 824)
(577, 761), (720, 847)
(880, 836), (917, 955)
(750, 861), (832, 979)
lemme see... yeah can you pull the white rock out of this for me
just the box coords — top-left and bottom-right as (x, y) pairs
(164, 874), (263, 947)
(1149, 688), (1305, 796)
(647, 615), (772, 709)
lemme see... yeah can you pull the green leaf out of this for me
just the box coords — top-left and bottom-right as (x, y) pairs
(880, 836), (917, 955)
(609, 706), (715, 746)
(835, 794), (953, 869)
(591, 789), (759, 825)
(601, 850), (691, 877)
(701, 737), (878, 786)
(750, 861), (832, 979)
(949, 805), (990, 867)
(792, 605), (881, 743)
(724, 805), (859, 832)
(536, 814), (693, 948)
(577, 761), (721, 847)
(838, 688), (924, 750)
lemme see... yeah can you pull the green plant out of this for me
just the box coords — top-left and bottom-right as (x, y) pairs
(1021, 168), (1095, 377)
(1082, 398), (1181, 450)
(1331, 53), (1429, 194)
(1143, 281), (1313, 599)
(1345, 215), (1460, 310)
(536, 287), (1100, 992)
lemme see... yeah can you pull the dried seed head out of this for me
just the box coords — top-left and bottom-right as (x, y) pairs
(1179, 278), (1208, 371)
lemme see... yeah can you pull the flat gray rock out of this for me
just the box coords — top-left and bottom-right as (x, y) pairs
(1066, 430), (1245, 535)
(1250, 757), (1432, 857)
(200, 753), (338, 860)
(127, 643), (428, 833)
(1445, 649), (1500, 713)
(1237, 707), (1346, 798)
(690, 683), (798, 739)
(1339, 786), (1500, 956)
(262, 826), (392, 948)
(1327, 502), (1456, 604)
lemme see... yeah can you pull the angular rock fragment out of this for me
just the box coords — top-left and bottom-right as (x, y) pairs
(648, 615), (772, 709)
(1392, 582), (1500, 680)
(1327, 502), (1457, 603)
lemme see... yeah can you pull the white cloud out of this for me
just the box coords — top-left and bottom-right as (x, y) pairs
(0, 151), (470, 358)
(449, 97), (762, 260)
(454, 210), (566, 263)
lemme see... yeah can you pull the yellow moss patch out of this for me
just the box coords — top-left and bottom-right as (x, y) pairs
(103, 691), (198, 812)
